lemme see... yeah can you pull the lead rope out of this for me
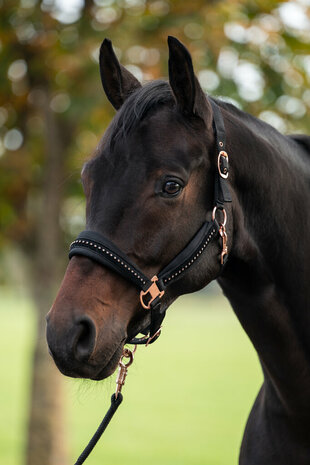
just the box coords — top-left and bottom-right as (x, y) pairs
(74, 346), (136, 465)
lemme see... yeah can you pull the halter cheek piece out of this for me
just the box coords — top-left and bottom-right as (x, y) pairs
(69, 101), (232, 345)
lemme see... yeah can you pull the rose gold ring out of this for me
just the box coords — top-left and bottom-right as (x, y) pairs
(212, 206), (227, 226)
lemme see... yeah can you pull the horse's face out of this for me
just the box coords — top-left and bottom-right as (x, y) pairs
(46, 37), (230, 380)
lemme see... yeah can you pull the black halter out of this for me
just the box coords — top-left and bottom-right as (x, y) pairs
(69, 100), (232, 345)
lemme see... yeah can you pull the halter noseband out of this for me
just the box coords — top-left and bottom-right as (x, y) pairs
(69, 100), (232, 345)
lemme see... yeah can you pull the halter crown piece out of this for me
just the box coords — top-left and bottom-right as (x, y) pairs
(69, 100), (232, 345)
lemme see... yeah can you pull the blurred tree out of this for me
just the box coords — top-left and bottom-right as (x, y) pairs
(0, 0), (309, 463)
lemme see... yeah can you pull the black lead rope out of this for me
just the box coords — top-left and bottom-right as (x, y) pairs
(74, 394), (123, 465)
(74, 346), (135, 465)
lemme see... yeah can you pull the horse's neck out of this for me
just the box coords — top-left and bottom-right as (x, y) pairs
(223, 105), (310, 301)
(218, 106), (310, 413)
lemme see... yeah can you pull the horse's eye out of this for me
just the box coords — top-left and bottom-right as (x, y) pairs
(163, 180), (182, 196)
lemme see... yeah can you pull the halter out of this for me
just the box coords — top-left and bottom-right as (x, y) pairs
(69, 100), (232, 345)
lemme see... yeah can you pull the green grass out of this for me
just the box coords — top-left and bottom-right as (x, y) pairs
(0, 288), (263, 465)
(0, 289), (35, 465)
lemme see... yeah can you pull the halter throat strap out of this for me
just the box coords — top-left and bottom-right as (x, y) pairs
(69, 100), (231, 345)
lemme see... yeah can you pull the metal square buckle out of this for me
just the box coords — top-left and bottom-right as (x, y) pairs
(140, 276), (165, 310)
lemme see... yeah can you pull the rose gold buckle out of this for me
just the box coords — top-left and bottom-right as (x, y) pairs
(218, 150), (229, 179)
(140, 276), (165, 310)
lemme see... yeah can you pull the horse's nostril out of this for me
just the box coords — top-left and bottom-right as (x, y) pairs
(74, 316), (96, 362)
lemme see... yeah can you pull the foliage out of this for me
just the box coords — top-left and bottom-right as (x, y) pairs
(0, 0), (309, 259)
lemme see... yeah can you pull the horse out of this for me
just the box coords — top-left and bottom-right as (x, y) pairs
(46, 36), (310, 464)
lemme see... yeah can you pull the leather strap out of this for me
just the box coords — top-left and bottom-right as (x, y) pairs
(69, 220), (219, 295)
(210, 99), (232, 206)
(69, 230), (149, 291)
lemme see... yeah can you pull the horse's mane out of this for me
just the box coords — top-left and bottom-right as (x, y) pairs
(108, 79), (282, 145)
(211, 97), (284, 141)
(106, 79), (309, 167)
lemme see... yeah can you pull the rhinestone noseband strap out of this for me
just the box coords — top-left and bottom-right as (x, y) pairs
(69, 100), (232, 345)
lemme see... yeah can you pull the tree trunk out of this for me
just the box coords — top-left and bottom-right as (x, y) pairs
(25, 88), (68, 465)
(26, 315), (67, 465)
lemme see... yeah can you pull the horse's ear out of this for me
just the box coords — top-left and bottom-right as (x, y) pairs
(99, 38), (141, 110)
(168, 36), (212, 126)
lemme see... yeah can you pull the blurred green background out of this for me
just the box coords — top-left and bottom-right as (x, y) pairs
(2, 289), (263, 465)
(0, 0), (309, 464)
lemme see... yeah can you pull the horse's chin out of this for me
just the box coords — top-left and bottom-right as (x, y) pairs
(90, 342), (124, 380)
(49, 339), (124, 381)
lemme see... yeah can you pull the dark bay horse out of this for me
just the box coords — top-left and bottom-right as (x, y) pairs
(46, 36), (310, 464)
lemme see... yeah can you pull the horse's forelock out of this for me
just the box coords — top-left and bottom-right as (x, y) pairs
(108, 80), (175, 148)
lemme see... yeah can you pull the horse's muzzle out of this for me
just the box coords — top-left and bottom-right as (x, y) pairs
(46, 314), (97, 378)
(46, 310), (126, 380)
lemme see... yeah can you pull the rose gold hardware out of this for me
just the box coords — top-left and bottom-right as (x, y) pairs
(115, 345), (137, 398)
(212, 206), (227, 226)
(130, 344), (137, 355)
(219, 141), (224, 147)
(212, 207), (228, 264)
(115, 362), (127, 399)
(130, 327), (162, 346)
(146, 327), (162, 347)
(140, 276), (165, 310)
(219, 224), (228, 265)
(218, 150), (229, 179)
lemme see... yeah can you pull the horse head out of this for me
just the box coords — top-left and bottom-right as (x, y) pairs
(46, 37), (233, 380)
